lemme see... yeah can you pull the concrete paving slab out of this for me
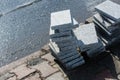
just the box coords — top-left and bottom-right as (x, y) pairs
(49, 28), (71, 38)
(60, 45), (76, 52)
(65, 56), (84, 67)
(51, 10), (73, 29)
(93, 18), (111, 36)
(95, 0), (120, 21)
(73, 23), (99, 51)
(93, 21), (112, 41)
(57, 49), (78, 57)
(61, 53), (80, 63)
(73, 23), (98, 45)
(58, 50), (80, 60)
(71, 59), (85, 69)
(93, 13), (112, 28)
(51, 36), (73, 42)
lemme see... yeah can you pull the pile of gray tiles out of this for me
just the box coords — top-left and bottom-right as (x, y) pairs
(93, 0), (120, 46)
(49, 10), (85, 70)
(73, 23), (105, 57)
(49, 0), (120, 69)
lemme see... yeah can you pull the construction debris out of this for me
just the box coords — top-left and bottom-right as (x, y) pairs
(49, 0), (120, 70)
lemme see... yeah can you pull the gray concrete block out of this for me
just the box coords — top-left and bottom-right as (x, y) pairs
(51, 10), (73, 29)
(73, 23), (98, 45)
(49, 41), (60, 54)
(73, 23), (98, 51)
(101, 15), (115, 24)
(71, 60), (85, 69)
(65, 56), (84, 67)
(93, 18), (111, 36)
(57, 49), (78, 57)
(49, 28), (71, 38)
(58, 51), (79, 60)
(86, 39), (105, 57)
(95, 0), (120, 22)
(60, 45), (76, 52)
(61, 53), (80, 63)
(57, 41), (77, 48)
(52, 18), (79, 30)
(93, 13), (112, 28)
(51, 36), (74, 42)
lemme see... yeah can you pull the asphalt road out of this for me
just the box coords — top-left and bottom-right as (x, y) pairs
(0, 0), (119, 67)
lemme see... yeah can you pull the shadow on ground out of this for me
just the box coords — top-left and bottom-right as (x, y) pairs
(55, 51), (120, 80)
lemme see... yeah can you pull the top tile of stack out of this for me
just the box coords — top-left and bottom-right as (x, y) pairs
(51, 10), (73, 29)
(95, 0), (120, 22)
(73, 23), (98, 45)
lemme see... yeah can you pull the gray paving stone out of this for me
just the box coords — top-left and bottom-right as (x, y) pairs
(73, 23), (98, 45)
(61, 53), (80, 63)
(101, 15), (115, 24)
(93, 17), (111, 35)
(93, 19), (111, 39)
(51, 36), (73, 42)
(57, 49), (78, 57)
(86, 39), (105, 57)
(73, 23), (105, 57)
(58, 27), (73, 32)
(49, 29), (71, 38)
(60, 45), (76, 52)
(95, 0), (120, 21)
(93, 13), (112, 28)
(49, 41), (60, 54)
(51, 10), (73, 29)
(71, 60), (85, 69)
(73, 23), (98, 51)
(45, 72), (65, 80)
(65, 56), (84, 67)
(58, 50), (79, 60)
(57, 41), (77, 48)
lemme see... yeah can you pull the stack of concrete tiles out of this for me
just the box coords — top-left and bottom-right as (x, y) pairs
(73, 23), (105, 57)
(49, 10), (85, 70)
(93, 0), (120, 45)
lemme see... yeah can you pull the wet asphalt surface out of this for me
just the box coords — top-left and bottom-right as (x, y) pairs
(0, 0), (120, 67)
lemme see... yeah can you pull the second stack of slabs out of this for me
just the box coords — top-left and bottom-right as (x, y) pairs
(49, 10), (85, 70)
(73, 23), (105, 57)
(94, 0), (120, 45)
